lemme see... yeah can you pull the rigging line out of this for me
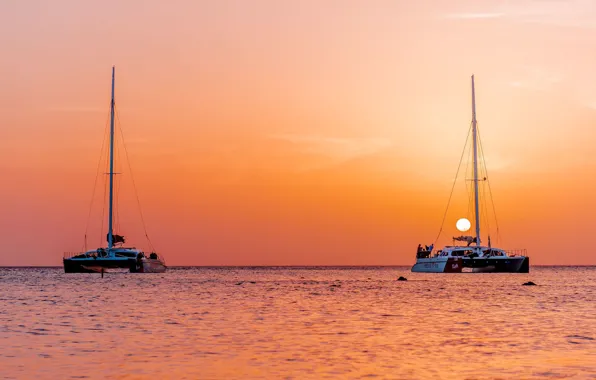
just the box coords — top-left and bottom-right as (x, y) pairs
(82, 109), (111, 251)
(481, 181), (490, 235)
(114, 161), (121, 234)
(115, 107), (156, 252)
(466, 137), (474, 219)
(434, 121), (474, 245)
(463, 131), (471, 217)
(114, 117), (122, 234)
(476, 129), (487, 237)
(481, 159), (491, 238)
(468, 180), (474, 222)
(100, 149), (110, 247)
(477, 124), (501, 244)
(476, 129), (490, 237)
(472, 152), (480, 232)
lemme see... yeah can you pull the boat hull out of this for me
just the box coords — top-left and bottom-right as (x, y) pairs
(411, 255), (529, 273)
(136, 258), (167, 273)
(64, 256), (168, 273)
(464, 256), (529, 273)
(63, 258), (136, 273)
(411, 257), (463, 273)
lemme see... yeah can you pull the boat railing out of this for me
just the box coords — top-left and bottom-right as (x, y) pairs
(63, 251), (84, 259)
(505, 249), (528, 257)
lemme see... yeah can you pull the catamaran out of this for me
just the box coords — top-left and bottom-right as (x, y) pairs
(63, 67), (166, 273)
(411, 76), (529, 273)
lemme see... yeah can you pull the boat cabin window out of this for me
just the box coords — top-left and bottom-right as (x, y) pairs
(115, 251), (138, 258)
(482, 249), (504, 257)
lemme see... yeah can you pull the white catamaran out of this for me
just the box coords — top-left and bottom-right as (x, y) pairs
(411, 76), (529, 273)
(63, 67), (166, 273)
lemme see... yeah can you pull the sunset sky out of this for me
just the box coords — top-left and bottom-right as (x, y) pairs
(1, 0), (595, 266)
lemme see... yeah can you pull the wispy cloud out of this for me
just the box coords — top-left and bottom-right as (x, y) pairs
(509, 68), (596, 113)
(444, 0), (596, 28)
(443, 12), (505, 20)
(507, 0), (596, 29)
(508, 66), (563, 91)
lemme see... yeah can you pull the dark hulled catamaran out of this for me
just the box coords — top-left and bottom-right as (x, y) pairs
(63, 67), (166, 273)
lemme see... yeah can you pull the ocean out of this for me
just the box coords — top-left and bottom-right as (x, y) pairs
(1, 266), (594, 379)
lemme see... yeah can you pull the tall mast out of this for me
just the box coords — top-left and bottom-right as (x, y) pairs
(471, 75), (481, 246)
(107, 66), (116, 252)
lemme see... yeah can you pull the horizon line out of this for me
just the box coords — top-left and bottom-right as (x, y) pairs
(1, 264), (594, 269)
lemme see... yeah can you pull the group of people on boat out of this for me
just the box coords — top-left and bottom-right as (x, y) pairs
(88, 248), (108, 259)
(417, 243), (434, 253)
(135, 252), (159, 261)
(416, 243), (434, 258)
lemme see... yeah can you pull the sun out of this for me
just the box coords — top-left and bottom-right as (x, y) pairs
(456, 218), (471, 232)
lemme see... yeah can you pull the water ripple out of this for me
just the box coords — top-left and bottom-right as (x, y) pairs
(0, 266), (594, 379)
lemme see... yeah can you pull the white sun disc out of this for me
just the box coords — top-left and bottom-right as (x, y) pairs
(456, 218), (471, 232)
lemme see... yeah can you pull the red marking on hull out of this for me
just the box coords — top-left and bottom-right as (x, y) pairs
(444, 258), (463, 273)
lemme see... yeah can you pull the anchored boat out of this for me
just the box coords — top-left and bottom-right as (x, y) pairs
(411, 76), (529, 273)
(63, 67), (166, 274)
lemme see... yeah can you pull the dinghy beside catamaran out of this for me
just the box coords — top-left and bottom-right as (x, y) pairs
(63, 67), (166, 273)
(411, 76), (529, 273)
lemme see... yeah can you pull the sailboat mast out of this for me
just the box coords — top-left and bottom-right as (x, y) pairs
(471, 75), (481, 246)
(107, 66), (116, 252)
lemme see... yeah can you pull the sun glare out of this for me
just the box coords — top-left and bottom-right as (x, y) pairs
(456, 218), (471, 232)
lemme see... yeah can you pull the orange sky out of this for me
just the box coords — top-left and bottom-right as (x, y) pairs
(1, 0), (595, 266)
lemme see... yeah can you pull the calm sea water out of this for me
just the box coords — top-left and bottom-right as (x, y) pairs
(1, 266), (594, 379)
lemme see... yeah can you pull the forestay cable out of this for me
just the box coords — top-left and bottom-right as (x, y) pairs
(434, 121), (473, 244)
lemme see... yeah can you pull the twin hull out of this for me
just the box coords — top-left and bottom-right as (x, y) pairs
(139, 258), (167, 273)
(63, 258), (166, 273)
(411, 256), (529, 273)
